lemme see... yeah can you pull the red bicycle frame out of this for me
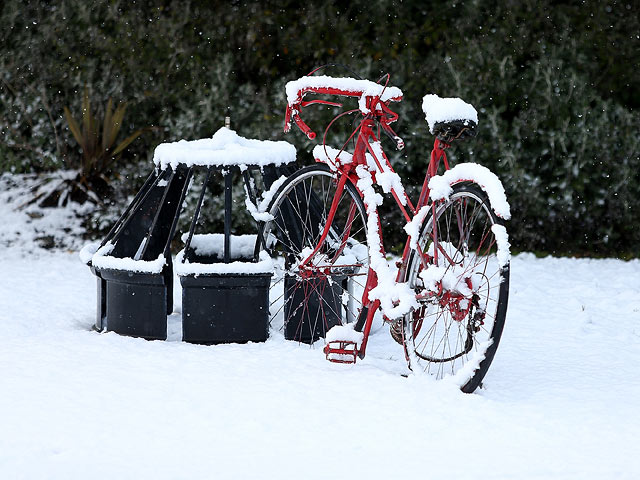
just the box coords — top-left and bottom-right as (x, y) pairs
(286, 82), (455, 360)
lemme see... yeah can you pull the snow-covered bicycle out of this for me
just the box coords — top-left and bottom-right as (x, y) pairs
(261, 68), (511, 392)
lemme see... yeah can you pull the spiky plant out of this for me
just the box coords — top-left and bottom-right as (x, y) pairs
(63, 88), (146, 194)
(31, 89), (149, 207)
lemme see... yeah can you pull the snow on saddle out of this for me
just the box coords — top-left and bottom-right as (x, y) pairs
(422, 94), (478, 143)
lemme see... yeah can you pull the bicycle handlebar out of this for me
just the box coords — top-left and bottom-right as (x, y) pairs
(293, 114), (316, 140)
(284, 76), (405, 149)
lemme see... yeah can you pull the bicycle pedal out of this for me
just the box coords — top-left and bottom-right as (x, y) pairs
(324, 341), (358, 364)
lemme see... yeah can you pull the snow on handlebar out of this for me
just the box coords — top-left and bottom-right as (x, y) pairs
(285, 75), (403, 106)
(283, 75), (404, 143)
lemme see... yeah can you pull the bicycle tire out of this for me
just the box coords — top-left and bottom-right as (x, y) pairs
(403, 182), (509, 392)
(262, 164), (369, 343)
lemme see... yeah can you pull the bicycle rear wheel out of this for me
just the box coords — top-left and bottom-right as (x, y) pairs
(262, 164), (369, 343)
(403, 182), (509, 392)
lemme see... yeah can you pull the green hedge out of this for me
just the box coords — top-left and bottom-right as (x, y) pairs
(1, 0), (638, 256)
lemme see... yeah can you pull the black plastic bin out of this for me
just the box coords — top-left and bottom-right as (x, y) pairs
(181, 272), (272, 345)
(283, 274), (343, 343)
(83, 128), (300, 345)
(85, 165), (189, 340)
(98, 268), (169, 340)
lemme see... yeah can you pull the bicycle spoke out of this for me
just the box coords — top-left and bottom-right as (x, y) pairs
(262, 166), (369, 344)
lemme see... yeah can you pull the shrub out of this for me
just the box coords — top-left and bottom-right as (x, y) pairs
(1, 0), (637, 256)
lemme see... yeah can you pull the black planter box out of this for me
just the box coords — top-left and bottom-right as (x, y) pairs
(283, 274), (343, 343)
(180, 272), (271, 345)
(97, 268), (169, 340)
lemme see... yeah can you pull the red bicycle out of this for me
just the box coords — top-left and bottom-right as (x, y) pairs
(261, 68), (511, 392)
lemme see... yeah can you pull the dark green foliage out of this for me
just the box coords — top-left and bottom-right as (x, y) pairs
(1, 0), (638, 256)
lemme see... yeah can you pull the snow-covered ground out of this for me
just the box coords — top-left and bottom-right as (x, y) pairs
(1, 173), (640, 479)
(2, 252), (639, 479)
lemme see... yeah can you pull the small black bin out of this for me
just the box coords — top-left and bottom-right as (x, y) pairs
(283, 274), (343, 343)
(98, 268), (169, 340)
(181, 272), (271, 344)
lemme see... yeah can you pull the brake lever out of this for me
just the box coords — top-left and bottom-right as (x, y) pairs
(293, 115), (316, 140)
(380, 122), (405, 150)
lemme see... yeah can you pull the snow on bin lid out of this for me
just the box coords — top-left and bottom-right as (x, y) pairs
(181, 233), (257, 260)
(89, 242), (167, 274)
(421, 94), (478, 133)
(285, 75), (403, 105)
(175, 250), (274, 276)
(153, 127), (296, 170)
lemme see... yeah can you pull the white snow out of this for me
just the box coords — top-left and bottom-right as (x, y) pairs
(365, 141), (406, 204)
(444, 338), (493, 388)
(355, 165), (418, 319)
(422, 94), (478, 133)
(492, 224), (512, 267)
(285, 75), (403, 107)
(153, 127), (297, 171)
(312, 145), (353, 170)
(0, 172), (94, 252)
(416, 242), (479, 298)
(325, 324), (364, 347)
(244, 174), (289, 223)
(256, 175), (288, 212)
(90, 242), (167, 274)
(175, 250), (274, 276)
(1, 248), (639, 479)
(324, 324), (362, 362)
(418, 263), (448, 292)
(182, 233), (257, 259)
(403, 205), (430, 250)
(428, 162), (512, 219)
(244, 194), (273, 222)
(78, 241), (100, 265)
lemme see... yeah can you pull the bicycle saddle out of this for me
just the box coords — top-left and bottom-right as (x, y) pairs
(422, 94), (478, 143)
(432, 119), (477, 143)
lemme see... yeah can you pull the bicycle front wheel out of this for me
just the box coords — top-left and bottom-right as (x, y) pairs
(403, 182), (509, 392)
(262, 164), (369, 343)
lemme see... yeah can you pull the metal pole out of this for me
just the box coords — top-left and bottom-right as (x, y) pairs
(224, 169), (232, 263)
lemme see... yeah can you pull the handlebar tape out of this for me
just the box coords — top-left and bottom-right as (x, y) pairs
(293, 115), (316, 140)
